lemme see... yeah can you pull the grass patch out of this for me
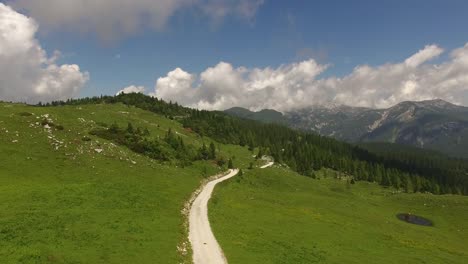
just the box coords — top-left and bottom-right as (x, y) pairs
(210, 167), (468, 263)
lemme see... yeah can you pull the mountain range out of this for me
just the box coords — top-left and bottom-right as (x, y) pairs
(225, 99), (468, 158)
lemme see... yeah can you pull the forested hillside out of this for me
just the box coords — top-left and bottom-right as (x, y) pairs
(226, 100), (468, 158)
(43, 94), (468, 195)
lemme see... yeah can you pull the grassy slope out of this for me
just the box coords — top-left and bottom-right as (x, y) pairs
(0, 102), (253, 263)
(210, 167), (468, 263)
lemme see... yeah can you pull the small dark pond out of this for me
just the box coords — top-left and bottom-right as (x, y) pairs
(396, 213), (433, 226)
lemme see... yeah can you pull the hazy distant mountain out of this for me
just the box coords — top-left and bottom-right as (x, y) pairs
(224, 107), (287, 124)
(225, 99), (468, 158)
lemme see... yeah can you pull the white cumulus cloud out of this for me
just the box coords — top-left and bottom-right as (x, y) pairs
(404, 45), (444, 68)
(116, 85), (146, 95)
(150, 68), (195, 103)
(0, 3), (89, 103)
(152, 60), (329, 111)
(152, 44), (468, 111)
(10, 0), (264, 42)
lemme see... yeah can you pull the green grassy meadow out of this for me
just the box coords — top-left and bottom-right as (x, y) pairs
(0, 102), (254, 263)
(210, 167), (468, 263)
(2, 101), (467, 264)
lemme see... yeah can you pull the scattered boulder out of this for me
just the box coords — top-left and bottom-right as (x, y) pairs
(94, 148), (103, 153)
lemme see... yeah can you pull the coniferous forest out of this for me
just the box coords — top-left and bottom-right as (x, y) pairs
(41, 93), (468, 195)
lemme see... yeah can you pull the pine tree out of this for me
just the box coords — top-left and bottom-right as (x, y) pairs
(209, 142), (216, 159)
(239, 135), (246, 146)
(256, 148), (263, 160)
(432, 182), (440, 195)
(127, 122), (134, 134)
(109, 122), (119, 133)
(199, 143), (209, 160)
(135, 127), (142, 136)
(401, 174), (411, 193)
(248, 137), (255, 152)
(310, 171), (316, 179)
(391, 173), (401, 189)
(381, 173), (391, 187)
(412, 175), (421, 193)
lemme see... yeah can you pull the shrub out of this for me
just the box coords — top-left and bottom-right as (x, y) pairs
(18, 112), (33, 116)
(216, 156), (226, 167)
(96, 121), (108, 127)
(89, 123), (201, 164)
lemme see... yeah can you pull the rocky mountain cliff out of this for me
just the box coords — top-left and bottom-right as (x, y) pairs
(225, 99), (468, 158)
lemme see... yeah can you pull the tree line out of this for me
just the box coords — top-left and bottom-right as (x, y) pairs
(182, 110), (468, 195)
(90, 122), (223, 167)
(41, 93), (468, 195)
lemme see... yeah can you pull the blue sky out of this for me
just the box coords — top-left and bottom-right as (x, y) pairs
(32, 0), (468, 97)
(1, 0), (468, 109)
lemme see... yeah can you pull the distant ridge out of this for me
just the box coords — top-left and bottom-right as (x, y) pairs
(224, 107), (286, 124)
(224, 99), (468, 158)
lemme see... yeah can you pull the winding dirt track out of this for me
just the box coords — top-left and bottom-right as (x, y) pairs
(189, 169), (239, 264)
(189, 162), (274, 264)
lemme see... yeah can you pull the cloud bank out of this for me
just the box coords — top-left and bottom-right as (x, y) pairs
(152, 44), (468, 111)
(0, 3), (88, 103)
(11, 0), (264, 42)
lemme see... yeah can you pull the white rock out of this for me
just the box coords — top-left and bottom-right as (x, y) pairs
(94, 148), (103, 153)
